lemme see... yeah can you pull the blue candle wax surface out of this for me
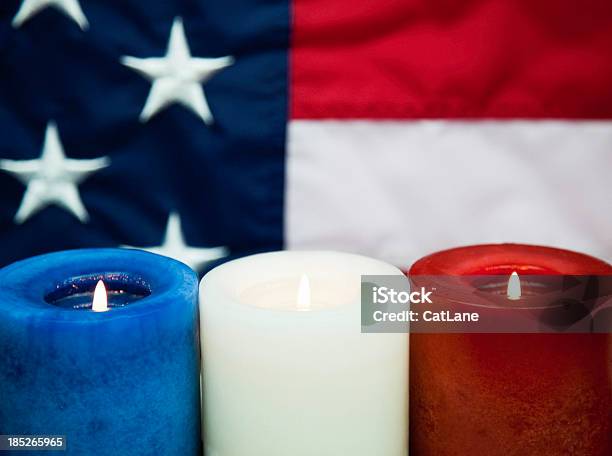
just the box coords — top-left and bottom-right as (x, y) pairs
(0, 249), (201, 455)
(45, 273), (151, 309)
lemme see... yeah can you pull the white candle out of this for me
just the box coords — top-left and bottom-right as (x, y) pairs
(200, 251), (408, 456)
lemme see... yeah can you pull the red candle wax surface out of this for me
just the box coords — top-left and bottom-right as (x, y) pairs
(408, 244), (612, 456)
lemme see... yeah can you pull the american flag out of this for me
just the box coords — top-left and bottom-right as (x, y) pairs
(0, 0), (611, 274)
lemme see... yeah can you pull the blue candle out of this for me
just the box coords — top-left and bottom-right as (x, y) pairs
(0, 249), (201, 455)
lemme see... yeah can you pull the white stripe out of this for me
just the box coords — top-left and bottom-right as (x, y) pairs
(286, 120), (612, 266)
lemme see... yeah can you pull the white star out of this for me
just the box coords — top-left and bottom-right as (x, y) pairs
(12, 0), (89, 30)
(121, 17), (234, 124)
(0, 122), (110, 224)
(126, 212), (228, 271)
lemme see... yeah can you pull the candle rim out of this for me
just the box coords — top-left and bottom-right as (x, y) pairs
(0, 248), (198, 323)
(407, 243), (612, 315)
(408, 243), (612, 276)
(201, 250), (404, 314)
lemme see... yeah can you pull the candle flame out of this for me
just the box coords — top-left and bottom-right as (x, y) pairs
(92, 280), (109, 312)
(507, 271), (521, 301)
(297, 274), (311, 311)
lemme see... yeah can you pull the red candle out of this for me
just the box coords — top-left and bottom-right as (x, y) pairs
(408, 244), (612, 455)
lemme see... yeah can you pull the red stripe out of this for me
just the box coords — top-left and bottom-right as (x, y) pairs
(291, 0), (612, 119)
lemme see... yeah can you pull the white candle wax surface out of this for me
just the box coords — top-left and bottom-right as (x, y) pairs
(238, 275), (357, 311)
(200, 251), (408, 456)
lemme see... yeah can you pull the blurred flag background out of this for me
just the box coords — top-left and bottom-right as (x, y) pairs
(0, 0), (610, 275)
